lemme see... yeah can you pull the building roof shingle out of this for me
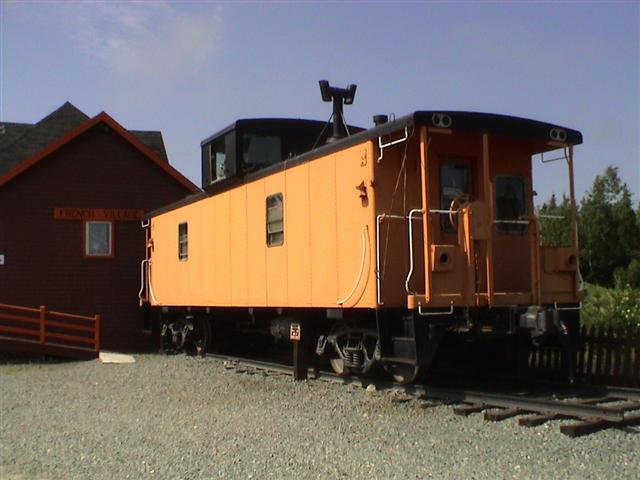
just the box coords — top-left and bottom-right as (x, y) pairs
(0, 102), (170, 175)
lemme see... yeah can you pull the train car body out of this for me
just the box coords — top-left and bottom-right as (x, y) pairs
(141, 103), (583, 383)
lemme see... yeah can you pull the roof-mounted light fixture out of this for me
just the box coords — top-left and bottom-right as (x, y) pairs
(319, 80), (357, 143)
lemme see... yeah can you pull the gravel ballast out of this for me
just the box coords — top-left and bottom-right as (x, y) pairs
(1, 354), (638, 479)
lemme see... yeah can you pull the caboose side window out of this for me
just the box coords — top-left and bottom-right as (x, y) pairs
(178, 222), (188, 260)
(266, 193), (284, 247)
(242, 134), (282, 171)
(440, 163), (471, 233)
(495, 175), (527, 234)
(209, 137), (227, 182)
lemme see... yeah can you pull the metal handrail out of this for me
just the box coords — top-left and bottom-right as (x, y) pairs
(494, 219), (531, 225)
(429, 209), (457, 215)
(377, 127), (409, 162)
(138, 259), (148, 301)
(537, 214), (565, 220)
(337, 226), (369, 306)
(376, 212), (422, 305)
(148, 260), (159, 304)
(540, 147), (568, 164)
(405, 209), (424, 295)
(375, 215), (384, 305)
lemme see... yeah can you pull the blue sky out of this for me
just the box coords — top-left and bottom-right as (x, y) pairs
(1, 0), (638, 203)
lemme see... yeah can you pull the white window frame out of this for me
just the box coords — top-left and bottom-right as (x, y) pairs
(266, 193), (284, 247)
(85, 221), (113, 257)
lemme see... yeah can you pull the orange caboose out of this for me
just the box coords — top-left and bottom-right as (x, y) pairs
(141, 82), (583, 383)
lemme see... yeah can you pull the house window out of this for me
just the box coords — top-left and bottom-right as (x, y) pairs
(85, 221), (113, 257)
(178, 222), (188, 260)
(495, 175), (527, 234)
(266, 193), (284, 247)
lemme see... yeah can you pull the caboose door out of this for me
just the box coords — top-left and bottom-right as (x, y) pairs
(425, 152), (482, 305)
(486, 139), (534, 305)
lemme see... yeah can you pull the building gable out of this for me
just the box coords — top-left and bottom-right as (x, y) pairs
(0, 102), (89, 176)
(0, 111), (198, 193)
(0, 111), (198, 351)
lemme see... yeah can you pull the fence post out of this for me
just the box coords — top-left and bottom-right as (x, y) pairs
(39, 306), (46, 345)
(94, 314), (101, 353)
(603, 326), (613, 383)
(634, 327), (640, 388)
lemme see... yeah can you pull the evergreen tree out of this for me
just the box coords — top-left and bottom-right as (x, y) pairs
(537, 193), (572, 247)
(579, 166), (640, 287)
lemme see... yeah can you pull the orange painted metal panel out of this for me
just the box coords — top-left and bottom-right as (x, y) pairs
(149, 211), (177, 304)
(150, 200), (207, 305)
(148, 131), (579, 311)
(308, 155), (339, 305)
(334, 144), (376, 307)
(372, 138), (424, 307)
(230, 188), (249, 305)
(246, 181), (267, 306)
(264, 174), (288, 306)
(148, 140), (375, 309)
(213, 194), (231, 305)
(200, 201), (216, 304)
(284, 166), (312, 306)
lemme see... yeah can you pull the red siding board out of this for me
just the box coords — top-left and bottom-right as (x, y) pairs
(0, 124), (194, 351)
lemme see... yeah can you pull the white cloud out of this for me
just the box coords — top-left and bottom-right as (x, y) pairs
(63, 1), (222, 84)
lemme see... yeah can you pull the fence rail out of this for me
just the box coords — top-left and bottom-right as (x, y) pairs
(530, 325), (640, 387)
(0, 303), (100, 357)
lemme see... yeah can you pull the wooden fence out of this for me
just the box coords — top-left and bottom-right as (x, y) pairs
(0, 303), (100, 358)
(529, 325), (640, 387)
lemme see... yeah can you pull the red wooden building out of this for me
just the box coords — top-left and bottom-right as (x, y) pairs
(0, 103), (199, 351)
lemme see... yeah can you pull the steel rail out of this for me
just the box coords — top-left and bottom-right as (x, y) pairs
(412, 386), (626, 423)
(203, 353), (638, 427)
(600, 386), (640, 401)
(206, 353), (294, 376)
(521, 379), (640, 402)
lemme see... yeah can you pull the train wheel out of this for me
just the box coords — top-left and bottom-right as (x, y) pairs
(386, 363), (421, 384)
(329, 357), (349, 376)
(188, 317), (211, 356)
(325, 324), (378, 377)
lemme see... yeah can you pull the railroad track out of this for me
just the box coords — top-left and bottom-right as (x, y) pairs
(205, 352), (640, 438)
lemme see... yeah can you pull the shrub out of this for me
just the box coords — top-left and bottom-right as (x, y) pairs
(581, 282), (640, 329)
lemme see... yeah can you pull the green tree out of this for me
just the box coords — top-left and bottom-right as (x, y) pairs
(579, 166), (640, 287)
(537, 193), (572, 247)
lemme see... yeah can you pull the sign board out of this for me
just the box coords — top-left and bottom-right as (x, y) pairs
(290, 322), (301, 341)
(54, 208), (144, 221)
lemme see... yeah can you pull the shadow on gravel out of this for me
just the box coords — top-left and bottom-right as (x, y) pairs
(619, 426), (640, 435)
(0, 352), (81, 365)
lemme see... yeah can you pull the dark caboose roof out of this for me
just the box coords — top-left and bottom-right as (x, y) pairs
(244, 111), (582, 180)
(413, 111), (582, 144)
(146, 111), (583, 218)
(200, 118), (347, 146)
